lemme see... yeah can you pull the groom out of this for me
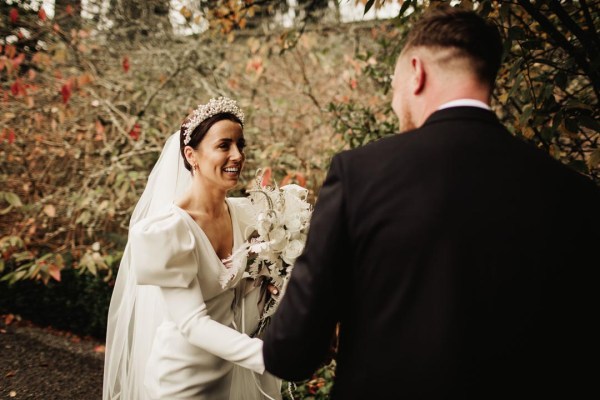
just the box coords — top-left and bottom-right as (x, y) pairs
(263, 6), (599, 399)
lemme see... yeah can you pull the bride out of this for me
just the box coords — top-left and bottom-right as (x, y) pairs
(103, 97), (281, 399)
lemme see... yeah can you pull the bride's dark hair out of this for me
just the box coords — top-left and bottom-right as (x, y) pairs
(179, 112), (243, 172)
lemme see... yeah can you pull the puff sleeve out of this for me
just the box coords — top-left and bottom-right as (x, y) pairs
(130, 211), (197, 288)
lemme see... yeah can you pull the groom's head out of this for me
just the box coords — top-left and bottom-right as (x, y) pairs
(391, 6), (503, 131)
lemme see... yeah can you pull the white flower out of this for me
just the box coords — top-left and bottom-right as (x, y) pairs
(282, 239), (304, 265)
(284, 214), (303, 233)
(269, 227), (287, 251)
(282, 184), (308, 201)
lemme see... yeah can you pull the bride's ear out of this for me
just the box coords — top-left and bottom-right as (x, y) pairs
(183, 146), (197, 168)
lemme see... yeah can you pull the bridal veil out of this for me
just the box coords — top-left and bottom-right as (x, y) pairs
(103, 131), (191, 400)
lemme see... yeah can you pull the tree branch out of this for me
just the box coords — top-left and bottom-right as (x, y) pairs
(517, 0), (600, 103)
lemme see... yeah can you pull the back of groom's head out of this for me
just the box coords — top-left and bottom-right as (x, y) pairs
(403, 6), (503, 89)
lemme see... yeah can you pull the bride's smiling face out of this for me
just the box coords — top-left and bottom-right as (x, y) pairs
(188, 119), (245, 191)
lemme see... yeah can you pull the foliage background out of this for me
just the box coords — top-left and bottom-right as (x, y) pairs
(1, 0), (598, 398)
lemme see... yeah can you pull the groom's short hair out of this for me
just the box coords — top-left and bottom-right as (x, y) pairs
(403, 6), (503, 89)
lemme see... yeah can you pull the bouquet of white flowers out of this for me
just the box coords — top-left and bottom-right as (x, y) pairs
(222, 170), (313, 334)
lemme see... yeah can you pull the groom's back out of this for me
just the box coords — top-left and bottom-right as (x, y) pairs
(332, 107), (599, 399)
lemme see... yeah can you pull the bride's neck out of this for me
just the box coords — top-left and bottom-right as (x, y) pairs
(178, 180), (228, 217)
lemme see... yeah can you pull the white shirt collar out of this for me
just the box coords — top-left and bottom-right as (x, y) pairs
(437, 99), (491, 111)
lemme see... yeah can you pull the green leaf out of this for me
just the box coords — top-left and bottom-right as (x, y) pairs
(555, 72), (567, 91)
(579, 116), (600, 133)
(76, 210), (91, 225)
(364, 0), (375, 15)
(565, 117), (579, 133)
(4, 192), (22, 207)
(508, 26), (526, 41)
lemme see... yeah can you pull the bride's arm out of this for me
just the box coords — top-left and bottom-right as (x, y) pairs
(159, 278), (265, 374)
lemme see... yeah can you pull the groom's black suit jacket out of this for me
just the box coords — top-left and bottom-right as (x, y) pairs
(263, 107), (599, 399)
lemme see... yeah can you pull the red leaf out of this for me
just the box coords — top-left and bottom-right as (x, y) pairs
(349, 78), (358, 90)
(9, 8), (18, 24)
(95, 120), (105, 138)
(122, 56), (130, 73)
(8, 130), (15, 144)
(129, 123), (141, 140)
(66, 5), (74, 15)
(261, 167), (272, 188)
(295, 172), (307, 187)
(10, 80), (20, 96)
(61, 83), (71, 104)
(5, 314), (15, 325)
(12, 53), (25, 69)
(38, 8), (47, 21)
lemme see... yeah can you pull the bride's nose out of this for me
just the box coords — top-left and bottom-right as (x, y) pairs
(230, 145), (243, 161)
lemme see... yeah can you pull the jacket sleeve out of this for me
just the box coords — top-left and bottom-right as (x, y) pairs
(263, 154), (349, 381)
(130, 209), (265, 373)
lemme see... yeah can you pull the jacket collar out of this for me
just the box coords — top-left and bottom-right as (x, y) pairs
(422, 106), (500, 128)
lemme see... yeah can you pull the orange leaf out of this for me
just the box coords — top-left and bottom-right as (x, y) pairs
(48, 264), (61, 282)
(5, 314), (15, 325)
(77, 73), (93, 86)
(43, 204), (56, 217)
(9, 8), (18, 24)
(280, 174), (292, 186)
(5, 44), (16, 59)
(94, 345), (106, 353)
(66, 5), (74, 15)
(12, 53), (25, 69)
(95, 120), (105, 134)
(8, 130), (15, 144)
(295, 172), (307, 187)
(95, 120), (105, 140)
(38, 8), (47, 21)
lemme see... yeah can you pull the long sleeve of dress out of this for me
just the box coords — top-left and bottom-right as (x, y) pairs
(130, 210), (265, 374)
(159, 278), (265, 373)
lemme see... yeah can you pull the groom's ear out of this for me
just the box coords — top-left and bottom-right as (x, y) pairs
(411, 55), (426, 95)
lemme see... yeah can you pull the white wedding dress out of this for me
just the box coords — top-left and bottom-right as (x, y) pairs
(102, 132), (281, 400)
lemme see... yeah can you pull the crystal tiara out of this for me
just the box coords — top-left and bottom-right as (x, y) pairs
(182, 97), (245, 145)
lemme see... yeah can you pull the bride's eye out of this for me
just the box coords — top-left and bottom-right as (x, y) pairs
(237, 139), (246, 151)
